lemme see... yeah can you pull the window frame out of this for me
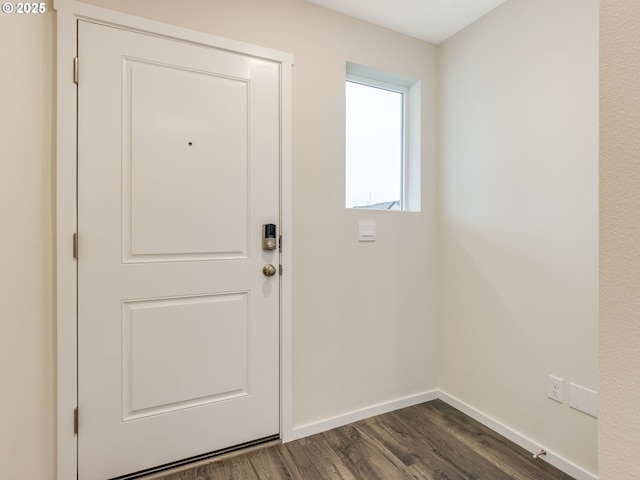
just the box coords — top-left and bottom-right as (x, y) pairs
(346, 74), (408, 210)
(345, 62), (421, 212)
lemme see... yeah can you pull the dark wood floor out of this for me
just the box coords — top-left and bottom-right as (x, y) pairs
(154, 400), (575, 480)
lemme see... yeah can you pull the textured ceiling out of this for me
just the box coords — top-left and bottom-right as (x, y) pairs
(304, 0), (508, 44)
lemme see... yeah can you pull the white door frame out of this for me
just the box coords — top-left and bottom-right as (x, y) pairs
(54, 2), (293, 478)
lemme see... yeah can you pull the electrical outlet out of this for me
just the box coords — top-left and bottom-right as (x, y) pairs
(548, 374), (564, 403)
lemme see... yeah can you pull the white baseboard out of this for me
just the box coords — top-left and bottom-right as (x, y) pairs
(285, 389), (439, 442)
(438, 391), (598, 480)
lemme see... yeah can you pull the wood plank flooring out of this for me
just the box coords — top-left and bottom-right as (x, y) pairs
(152, 400), (575, 480)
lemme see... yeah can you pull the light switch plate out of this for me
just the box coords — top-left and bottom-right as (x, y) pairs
(358, 220), (376, 242)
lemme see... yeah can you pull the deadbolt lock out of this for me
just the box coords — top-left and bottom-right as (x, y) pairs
(263, 224), (277, 251)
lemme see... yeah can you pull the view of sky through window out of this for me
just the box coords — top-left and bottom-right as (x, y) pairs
(345, 81), (404, 209)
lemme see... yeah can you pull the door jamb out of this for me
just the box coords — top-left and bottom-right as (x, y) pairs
(54, 2), (293, 478)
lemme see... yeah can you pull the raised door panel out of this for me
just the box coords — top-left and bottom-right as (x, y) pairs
(123, 293), (249, 419)
(123, 59), (249, 262)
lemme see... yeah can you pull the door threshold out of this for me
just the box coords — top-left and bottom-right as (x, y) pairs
(113, 435), (281, 480)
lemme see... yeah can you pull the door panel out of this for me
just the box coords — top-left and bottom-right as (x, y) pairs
(77, 21), (280, 480)
(125, 59), (249, 259)
(123, 293), (249, 417)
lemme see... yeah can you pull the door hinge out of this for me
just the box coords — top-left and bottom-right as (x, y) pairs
(73, 233), (78, 259)
(73, 57), (79, 84)
(73, 407), (79, 434)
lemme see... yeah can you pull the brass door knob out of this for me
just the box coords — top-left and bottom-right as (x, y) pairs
(263, 264), (277, 277)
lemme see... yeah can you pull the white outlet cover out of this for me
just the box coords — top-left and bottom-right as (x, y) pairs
(547, 374), (564, 403)
(569, 383), (598, 418)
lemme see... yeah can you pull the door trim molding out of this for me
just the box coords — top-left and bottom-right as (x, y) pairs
(54, 2), (293, 478)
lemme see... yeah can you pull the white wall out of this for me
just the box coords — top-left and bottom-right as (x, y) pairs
(438, 0), (598, 475)
(0, 3), (56, 479)
(1, 1), (439, 478)
(600, 1), (640, 478)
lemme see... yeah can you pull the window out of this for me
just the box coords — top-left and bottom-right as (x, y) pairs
(345, 62), (420, 211)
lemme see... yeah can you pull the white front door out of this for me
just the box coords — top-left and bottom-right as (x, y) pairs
(77, 21), (281, 480)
